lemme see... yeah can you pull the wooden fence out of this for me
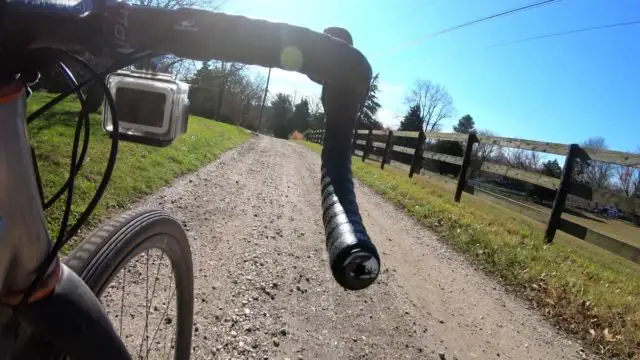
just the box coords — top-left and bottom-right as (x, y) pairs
(305, 128), (640, 265)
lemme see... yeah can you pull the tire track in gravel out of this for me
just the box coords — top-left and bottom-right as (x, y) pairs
(124, 135), (593, 360)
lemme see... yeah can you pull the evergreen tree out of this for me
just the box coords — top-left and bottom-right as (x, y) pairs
(357, 73), (382, 129)
(291, 99), (311, 133)
(270, 93), (293, 139)
(453, 114), (475, 134)
(310, 112), (325, 130)
(398, 104), (423, 131)
(541, 159), (562, 178)
(187, 62), (218, 120)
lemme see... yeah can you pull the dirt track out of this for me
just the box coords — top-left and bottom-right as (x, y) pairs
(130, 135), (592, 360)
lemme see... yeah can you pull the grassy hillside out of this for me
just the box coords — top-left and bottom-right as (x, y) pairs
(302, 141), (640, 360)
(28, 92), (252, 249)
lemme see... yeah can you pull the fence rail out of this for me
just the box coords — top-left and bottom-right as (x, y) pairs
(305, 128), (640, 265)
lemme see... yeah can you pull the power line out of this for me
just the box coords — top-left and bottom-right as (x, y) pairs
(486, 20), (640, 48)
(377, 0), (562, 56)
(400, 19), (640, 69)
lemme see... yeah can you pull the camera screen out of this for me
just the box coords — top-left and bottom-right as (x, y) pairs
(115, 88), (167, 128)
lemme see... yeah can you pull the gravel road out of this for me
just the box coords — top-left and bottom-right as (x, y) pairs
(123, 135), (592, 360)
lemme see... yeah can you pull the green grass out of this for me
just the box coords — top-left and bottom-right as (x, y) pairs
(302, 141), (640, 359)
(28, 92), (252, 250)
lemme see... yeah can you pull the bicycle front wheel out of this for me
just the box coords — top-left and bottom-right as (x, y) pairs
(65, 208), (194, 360)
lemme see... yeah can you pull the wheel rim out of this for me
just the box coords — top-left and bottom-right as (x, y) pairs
(100, 243), (179, 360)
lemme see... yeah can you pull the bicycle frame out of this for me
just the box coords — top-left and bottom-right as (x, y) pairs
(0, 83), (52, 299)
(0, 82), (131, 359)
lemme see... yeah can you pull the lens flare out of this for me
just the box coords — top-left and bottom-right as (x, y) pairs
(280, 46), (303, 71)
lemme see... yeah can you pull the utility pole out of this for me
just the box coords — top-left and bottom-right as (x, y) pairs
(257, 67), (272, 133)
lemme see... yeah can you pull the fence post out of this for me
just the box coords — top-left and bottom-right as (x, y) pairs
(544, 144), (580, 243)
(409, 130), (426, 178)
(381, 130), (393, 170)
(362, 129), (372, 162)
(321, 129), (325, 146)
(351, 129), (358, 155)
(454, 133), (479, 202)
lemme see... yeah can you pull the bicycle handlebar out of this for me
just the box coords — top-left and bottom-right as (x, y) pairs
(4, 2), (380, 290)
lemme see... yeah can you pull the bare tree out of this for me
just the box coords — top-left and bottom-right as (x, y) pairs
(473, 130), (498, 163)
(405, 79), (455, 132)
(616, 165), (636, 197)
(225, 74), (264, 129)
(626, 146), (640, 199)
(165, 57), (199, 80)
(308, 96), (323, 116)
(470, 129), (498, 178)
(289, 91), (302, 108)
(308, 95), (325, 130)
(633, 170), (640, 198)
(211, 61), (247, 117)
(634, 147), (640, 198)
(495, 147), (542, 171)
(132, 0), (224, 10)
(580, 137), (614, 189)
(519, 151), (542, 170)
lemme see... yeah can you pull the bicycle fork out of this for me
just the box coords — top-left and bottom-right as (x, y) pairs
(0, 82), (130, 359)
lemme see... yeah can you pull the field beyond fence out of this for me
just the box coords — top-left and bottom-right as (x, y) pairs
(306, 128), (640, 266)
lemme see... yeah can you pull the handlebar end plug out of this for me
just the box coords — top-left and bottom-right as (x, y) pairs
(331, 246), (380, 291)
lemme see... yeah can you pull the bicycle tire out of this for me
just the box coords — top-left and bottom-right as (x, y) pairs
(64, 208), (194, 360)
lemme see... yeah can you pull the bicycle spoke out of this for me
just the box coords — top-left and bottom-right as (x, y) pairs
(137, 250), (151, 359)
(119, 262), (127, 336)
(168, 316), (177, 360)
(144, 251), (167, 359)
(163, 306), (177, 360)
(147, 251), (166, 312)
(146, 274), (176, 360)
(146, 250), (149, 357)
(163, 318), (169, 359)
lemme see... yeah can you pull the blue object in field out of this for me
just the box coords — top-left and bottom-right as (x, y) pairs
(607, 207), (620, 218)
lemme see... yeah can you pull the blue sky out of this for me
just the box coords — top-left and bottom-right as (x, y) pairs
(225, 0), (640, 153)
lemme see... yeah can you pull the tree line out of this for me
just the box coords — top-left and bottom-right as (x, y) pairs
(395, 78), (640, 209)
(187, 61), (266, 130)
(263, 72), (383, 138)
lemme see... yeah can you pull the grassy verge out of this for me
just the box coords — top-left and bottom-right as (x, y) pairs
(28, 92), (252, 251)
(302, 141), (640, 359)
